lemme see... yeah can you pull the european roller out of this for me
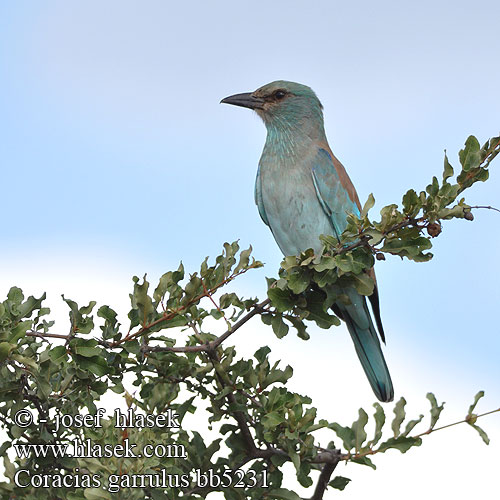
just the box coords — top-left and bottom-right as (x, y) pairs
(221, 81), (394, 402)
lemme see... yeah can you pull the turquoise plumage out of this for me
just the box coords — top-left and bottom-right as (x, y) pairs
(222, 81), (394, 402)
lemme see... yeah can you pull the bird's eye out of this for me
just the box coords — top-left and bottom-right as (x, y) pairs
(274, 90), (286, 100)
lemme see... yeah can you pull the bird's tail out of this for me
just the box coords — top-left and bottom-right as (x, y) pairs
(337, 289), (394, 402)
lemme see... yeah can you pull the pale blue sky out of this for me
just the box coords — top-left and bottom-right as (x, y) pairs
(1, 1), (499, 497)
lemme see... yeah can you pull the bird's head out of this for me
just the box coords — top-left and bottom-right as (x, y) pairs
(221, 80), (324, 133)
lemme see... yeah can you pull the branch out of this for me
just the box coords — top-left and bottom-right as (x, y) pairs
(205, 348), (258, 456)
(415, 407), (500, 438)
(20, 374), (49, 423)
(142, 298), (271, 354)
(26, 267), (269, 353)
(310, 459), (340, 500)
(470, 205), (500, 214)
(343, 406), (500, 461)
(26, 331), (71, 340)
(112, 262), (262, 347)
(211, 298), (271, 349)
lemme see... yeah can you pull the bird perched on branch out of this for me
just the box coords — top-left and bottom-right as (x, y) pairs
(221, 81), (394, 402)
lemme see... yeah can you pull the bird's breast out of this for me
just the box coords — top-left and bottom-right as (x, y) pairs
(258, 155), (333, 256)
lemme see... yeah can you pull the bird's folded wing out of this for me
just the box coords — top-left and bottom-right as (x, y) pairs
(311, 147), (386, 342)
(311, 148), (360, 240)
(254, 165), (270, 226)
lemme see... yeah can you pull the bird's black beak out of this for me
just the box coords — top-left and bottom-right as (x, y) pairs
(220, 92), (265, 110)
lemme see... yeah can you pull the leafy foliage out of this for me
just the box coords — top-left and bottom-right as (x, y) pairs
(0, 135), (498, 499)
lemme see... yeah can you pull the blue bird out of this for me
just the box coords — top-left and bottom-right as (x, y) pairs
(222, 81), (394, 402)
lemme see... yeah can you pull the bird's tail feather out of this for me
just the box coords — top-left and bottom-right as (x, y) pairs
(339, 292), (394, 402)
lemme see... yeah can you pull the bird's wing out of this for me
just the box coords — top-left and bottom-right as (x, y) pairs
(254, 165), (270, 226)
(311, 147), (386, 343)
(311, 148), (360, 239)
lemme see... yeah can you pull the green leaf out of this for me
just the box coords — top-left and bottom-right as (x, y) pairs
(402, 188), (421, 217)
(330, 422), (355, 451)
(426, 392), (445, 429)
(465, 391), (490, 444)
(261, 365), (293, 390)
(312, 256), (337, 273)
(3, 455), (15, 480)
(426, 176), (439, 196)
(352, 408), (368, 451)
(351, 272), (375, 296)
(48, 345), (68, 364)
(282, 255), (299, 270)
(153, 263), (185, 303)
(75, 355), (112, 376)
(270, 454), (288, 468)
(270, 315), (289, 338)
(12, 292), (46, 321)
(368, 402), (385, 447)
(459, 135), (481, 171)
(62, 295), (95, 334)
(335, 253), (356, 273)
(68, 493), (87, 500)
(378, 203), (402, 229)
(97, 305), (120, 340)
(391, 397), (406, 437)
(329, 476), (351, 491)
(381, 235), (432, 260)
(79, 301), (96, 315)
(11, 353), (38, 370)
(297, 462), (313, 488)
(378, 435), (422, 453)
(287, 269), (311, 294)
(0, 441), (11, 457)
(467, 390), (485, 417)
(268, 287), (294, 312)
(468, 422), (490, 445)
(361, 193), (375, 218)
(443, 152), (454, 181)
(8, 320), (31, 343)
(83, 488), (112, 500)
(305, 290), (340, 329)
(0, 342), (15, 362)
(74, 346), (103, 358)
(289, 317), (309, 340)
(183, 274), (203, 303)
(130, 275), (154, 325)
(234, 246), (252, 273)
(402, 415), (424, 436)
(7, 287), (23, 305)
(351, 455), (376, 469)
(261, 313), (273, 326)
(267, 488), (302, 500)
(288, 448), (301, 475)
(254, 346), (271, 363)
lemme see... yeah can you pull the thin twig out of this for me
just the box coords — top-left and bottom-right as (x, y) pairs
(142, 298), (271, 354)
(211, 298), (271, 349)
(112, 263), (261, 347)
(416, 407), (500, 438)
(342, 407), (500, 461)
(470, 205), (500, 214)
(201, 277), (231, 330)
(26, 331), (71, 340)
